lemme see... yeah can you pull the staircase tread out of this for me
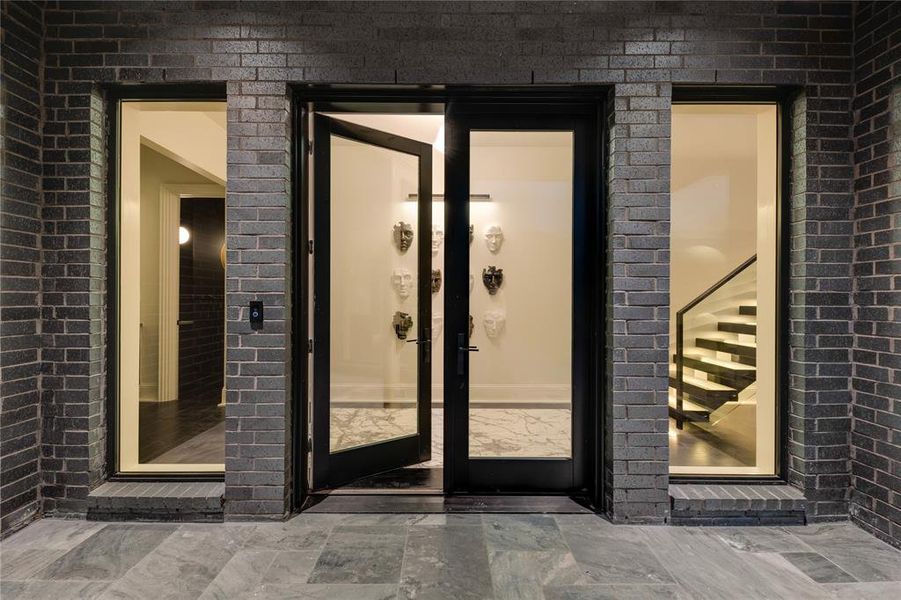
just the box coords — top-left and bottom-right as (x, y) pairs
(667, 391), (711, 413)
(669, 366), (737, 392)
(696, 336), (757, 349)
(682, 352), (756, 371)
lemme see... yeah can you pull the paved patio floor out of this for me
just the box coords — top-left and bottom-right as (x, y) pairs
(1, 514), (900, 599)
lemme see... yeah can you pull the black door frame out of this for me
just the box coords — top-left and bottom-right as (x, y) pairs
(444, 102), (600, 494)
(292, 86), (605, 510)
(310, 115), (433, 490)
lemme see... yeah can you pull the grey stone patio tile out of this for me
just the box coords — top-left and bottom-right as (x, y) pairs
(308, 525), (406, 584)
(198, 549), (278, 600)
(710, 526), (817, 553)
(543, 584), (692, 599)
(822, 581), (901, 599)
(262, 550), (323, 585)
(781, 551), (857, 583)
(399, 524), (492, 600)
(328, 513), (431, 526)
(239, 520), (331, 552)
(642, 528), (830, 599)
(0, 519), (106, 552)
(490, 550), (587, 600)
(484, 514), (568, 551)
(252, 583), (398, 599)
(0, 548), (68, 580)
(560, 524), (672, 585)
(0, 580), (111, 600)
(33, 524), (177, 581)
(788, 522), (901, 583)
(96, 526), (239, 599)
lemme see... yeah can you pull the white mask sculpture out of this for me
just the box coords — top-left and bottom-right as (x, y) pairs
(483, 310), (506, 339)
(391, 268), (413, 300)
(484, 225), (504, 253)
(431, 225), (444, 256)
(469, 274), (474, 294)
(431, 314), (444, 339)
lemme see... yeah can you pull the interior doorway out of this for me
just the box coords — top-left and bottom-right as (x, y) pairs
(299, 92), (601, 502)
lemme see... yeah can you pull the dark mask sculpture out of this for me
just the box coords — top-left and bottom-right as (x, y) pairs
(393, 221), (414, 253)
(469, 224), (474, 244)
(392, 311), (413, 340)
(468, 314), (474, 339)
(482, 266), (504, 295)
(431, 269), (442, 294)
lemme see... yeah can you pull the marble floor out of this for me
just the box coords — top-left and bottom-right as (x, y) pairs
(2, 516), (900, 599)
(331, 407), (571, 458)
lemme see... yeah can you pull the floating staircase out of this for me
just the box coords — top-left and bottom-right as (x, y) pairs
(670, 255), (759, 428)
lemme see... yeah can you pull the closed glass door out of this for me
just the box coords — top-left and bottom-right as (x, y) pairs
(444, 105), (596, 492)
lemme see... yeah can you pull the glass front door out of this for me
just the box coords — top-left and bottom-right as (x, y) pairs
(311, 115), (433, 489)
(444, 105), (597, 493)
(307, 102), (599, 496)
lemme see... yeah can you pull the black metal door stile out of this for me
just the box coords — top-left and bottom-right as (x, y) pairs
(311, 115), (433, 490)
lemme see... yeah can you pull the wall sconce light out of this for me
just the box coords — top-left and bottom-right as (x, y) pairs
(179, 226), (191, 245)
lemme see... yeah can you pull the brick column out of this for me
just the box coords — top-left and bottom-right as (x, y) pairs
(223, 81), (293, 519)
(787, 89), (855, 521)
(40, 85), (108, 516)
(604, 83), (671, 524)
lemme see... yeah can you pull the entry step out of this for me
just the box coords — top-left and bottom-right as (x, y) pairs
(669, 483), (806, 525)
(87, 481), (224, 522)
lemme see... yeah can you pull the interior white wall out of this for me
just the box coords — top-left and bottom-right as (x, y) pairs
(329, 136), (420, 415)
(118, 101), (226, 472)
(467, 133), (573, 404)
(138, 146), (223, 400)
(670, 104), (778, 475)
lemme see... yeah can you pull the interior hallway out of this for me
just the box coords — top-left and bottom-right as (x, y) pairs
(2, 516), (899, 599)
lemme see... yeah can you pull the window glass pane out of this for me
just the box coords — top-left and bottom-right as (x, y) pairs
(468, 131), (573, 458)
(118, 100), (226, 472)
(669, 104), (778, 475)
(329, 135), (420, 453)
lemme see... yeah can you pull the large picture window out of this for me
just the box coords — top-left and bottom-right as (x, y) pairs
(669, 103), (779, 476)
(116, 100), (226, 473)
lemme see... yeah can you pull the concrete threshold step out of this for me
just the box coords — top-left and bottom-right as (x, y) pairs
(87, 481), (224, 522)
(669, 483), (806, 525)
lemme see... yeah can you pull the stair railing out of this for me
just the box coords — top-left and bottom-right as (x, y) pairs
(675, 254), (757, 429)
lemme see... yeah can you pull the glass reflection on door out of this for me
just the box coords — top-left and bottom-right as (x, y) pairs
(329, 135), (420, 453)
(467, 131), (573, 458)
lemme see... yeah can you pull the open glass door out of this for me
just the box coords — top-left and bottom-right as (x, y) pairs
(312, 115), (433, 489)
(444, 104), (596, 493)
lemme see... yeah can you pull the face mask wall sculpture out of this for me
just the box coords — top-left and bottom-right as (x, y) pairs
(484, 225), (504, 253)
(393, 221), (413, 253)
(469, 274), (474, 294)
(431, 269), (442, 294)
(468, 314), (474, 339)
(431, 314), (443, 339)
(482, 266), (504, 295)
(483, 310), (506, 339)
(391, 268), (413, 300)
(392, 311), (413, 340)
(431, 225), (444, 256)
(469, 224), (474, 244)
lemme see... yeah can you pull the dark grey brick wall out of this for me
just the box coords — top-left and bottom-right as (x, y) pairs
(849, 0), (901, 549)
(605, 82), (671, 523)
(0, 0), (44, 536)
(0, 0), (875, 525)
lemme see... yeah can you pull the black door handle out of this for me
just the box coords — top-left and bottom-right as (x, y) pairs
(457, 333), (479, 375)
